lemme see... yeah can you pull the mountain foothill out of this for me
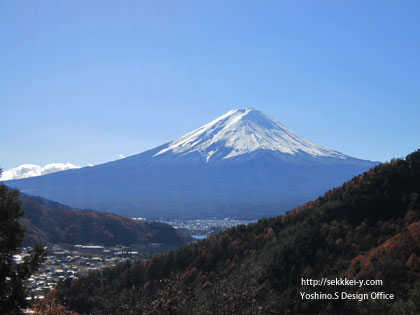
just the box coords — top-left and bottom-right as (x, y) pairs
(19, 192), (190, 247)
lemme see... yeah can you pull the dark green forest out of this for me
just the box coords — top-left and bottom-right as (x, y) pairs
(56, 150), (420, 314)
(0, 175), (47, 314)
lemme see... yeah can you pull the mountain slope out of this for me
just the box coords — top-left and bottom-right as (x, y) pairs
(18, 193), (190, 246)
(6, 109), (377, 219)
(56, 150), (420, 314)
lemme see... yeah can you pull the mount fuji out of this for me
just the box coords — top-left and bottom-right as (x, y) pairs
(5, 109), (378, 219)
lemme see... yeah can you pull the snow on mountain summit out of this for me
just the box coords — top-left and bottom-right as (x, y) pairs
(155, 109), (347, 161)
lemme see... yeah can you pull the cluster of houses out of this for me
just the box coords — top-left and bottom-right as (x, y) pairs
(18, 218), (255, 301)
(19, 243), (166, 300)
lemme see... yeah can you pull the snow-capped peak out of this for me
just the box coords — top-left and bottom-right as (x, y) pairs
(154, 109), (347, 161)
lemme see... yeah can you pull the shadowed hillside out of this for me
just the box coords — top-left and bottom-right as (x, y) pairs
(18, 193), (190, 247)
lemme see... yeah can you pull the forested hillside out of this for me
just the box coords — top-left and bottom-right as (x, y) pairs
(19, 193), (190, 246)
(57, 150), (420, 314)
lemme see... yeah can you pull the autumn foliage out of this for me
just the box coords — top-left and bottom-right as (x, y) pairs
(33, 290), (78, 315)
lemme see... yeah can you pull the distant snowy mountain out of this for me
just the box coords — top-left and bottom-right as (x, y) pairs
(5, 109), (378, 219)
(1, 163), (81, 181)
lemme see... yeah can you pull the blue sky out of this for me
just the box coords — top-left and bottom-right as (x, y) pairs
(1, 1), (419, 169)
